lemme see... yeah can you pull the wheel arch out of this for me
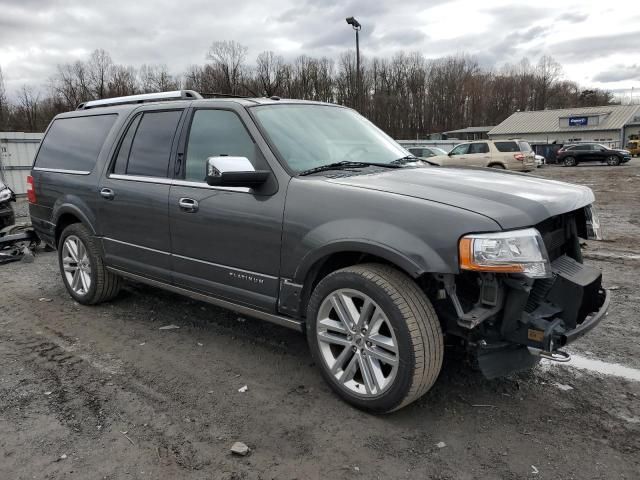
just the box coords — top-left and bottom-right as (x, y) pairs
(53, 202), (97, 247)
(294, 241), (440, 318)
(487, 162), (506, 169)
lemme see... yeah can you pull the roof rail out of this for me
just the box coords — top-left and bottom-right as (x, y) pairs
(77, 90), (203, 110)
(200, 92), (251, 99)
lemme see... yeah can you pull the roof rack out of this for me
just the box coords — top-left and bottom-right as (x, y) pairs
(76, 90), (203, 110)
(200, 92), (251, 99)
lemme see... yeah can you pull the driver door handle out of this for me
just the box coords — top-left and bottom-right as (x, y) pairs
(178, 197), (199, 213)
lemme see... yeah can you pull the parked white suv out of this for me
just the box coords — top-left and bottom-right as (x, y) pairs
(429, 140), (536, 171)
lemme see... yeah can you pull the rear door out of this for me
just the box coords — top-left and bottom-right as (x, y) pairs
(168, 105), (285, 311)
(465, 142), (491, 166)
(98, 107), (186, 282)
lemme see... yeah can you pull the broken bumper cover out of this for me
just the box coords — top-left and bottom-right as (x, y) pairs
(562, 289), (610, 344)
(477, 255), (609, 378)
(503, 255), (609, 353)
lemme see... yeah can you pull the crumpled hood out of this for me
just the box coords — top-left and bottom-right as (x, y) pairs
(325, 167), (595, 229)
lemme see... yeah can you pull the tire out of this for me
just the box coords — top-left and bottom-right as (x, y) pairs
(57, 223), (121, 305)
(563, 156), (577, 167)
(606, 155), (620, 166)
(488, 163), (505, 169)
(306, 263), (443, 413)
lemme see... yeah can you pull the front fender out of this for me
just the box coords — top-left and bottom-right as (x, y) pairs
(292, 219), (451, 284)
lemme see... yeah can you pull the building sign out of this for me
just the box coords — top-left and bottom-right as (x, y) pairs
(569, 116), (588, 126)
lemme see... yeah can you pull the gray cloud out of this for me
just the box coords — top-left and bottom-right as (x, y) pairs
(0, 0), (635, 97)
(549, 31), (640, 60)
(593, 65), (640, 83)
(562, 12), (589, 23)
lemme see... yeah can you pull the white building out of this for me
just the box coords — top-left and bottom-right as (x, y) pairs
(0, 132), (42, 195)
(489, 105), (640, 150)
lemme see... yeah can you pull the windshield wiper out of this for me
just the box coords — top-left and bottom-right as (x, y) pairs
(298, 161), (401, 176)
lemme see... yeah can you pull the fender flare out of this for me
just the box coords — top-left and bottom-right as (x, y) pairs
(292, 239), (443, 285)
(52, 200), (97, 237)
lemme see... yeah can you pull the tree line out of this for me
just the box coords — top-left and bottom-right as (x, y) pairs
(0, 42), (614, 137)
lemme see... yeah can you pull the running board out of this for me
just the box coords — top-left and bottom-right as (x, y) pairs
(106, 267), (304, 332)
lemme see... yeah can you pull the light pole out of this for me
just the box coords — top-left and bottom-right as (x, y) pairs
(346, 16), (361, 111)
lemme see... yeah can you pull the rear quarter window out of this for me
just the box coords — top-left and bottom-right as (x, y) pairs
(34, 114), (117, 172)
(494, 141), (519, 153)
(518, 141), (532, 152)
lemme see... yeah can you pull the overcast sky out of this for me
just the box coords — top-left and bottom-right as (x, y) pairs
(0, 0), (638, 99)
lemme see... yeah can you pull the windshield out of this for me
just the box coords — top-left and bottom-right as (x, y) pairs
(252, 104), (410, 173)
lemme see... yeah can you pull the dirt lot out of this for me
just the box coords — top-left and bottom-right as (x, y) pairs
(1, 161), (639, 479)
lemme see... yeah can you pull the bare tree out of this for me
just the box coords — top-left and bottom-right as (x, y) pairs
(0, 66), (7, 128)
(87, 49), (113, 99)
(206, 40), (248, 94)
(17, 85), (40, 132)
(534, 55), (563, 110)
(139, 64), (180, 92)
(109, 65), (138, 97)
(255, 51), (285, 96)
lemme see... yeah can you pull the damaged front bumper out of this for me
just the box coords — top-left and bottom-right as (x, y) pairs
(500, 255), (609, 354)
(441, 254), (610, 378)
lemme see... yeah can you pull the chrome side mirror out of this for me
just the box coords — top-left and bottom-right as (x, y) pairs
(205, 156), (270, 187)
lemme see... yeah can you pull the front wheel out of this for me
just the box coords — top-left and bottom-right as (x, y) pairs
(563, 156), (577, 167)
(58, 223), (121, 305)
(306, 264), (443, 413)
(606, 155), (620, 166)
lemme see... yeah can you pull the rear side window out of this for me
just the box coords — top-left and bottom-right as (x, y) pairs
(518, 141), (532, 152)
(35, 114), (117, 172)
(115, 110), (182, 177)
(494, 141), (519, 152)
(468, 143), (489, 154)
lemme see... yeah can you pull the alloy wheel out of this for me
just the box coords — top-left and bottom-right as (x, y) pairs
(61, 235), (92, 295)
(316, 289), (399, 397)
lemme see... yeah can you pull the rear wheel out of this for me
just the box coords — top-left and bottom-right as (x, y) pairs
(563, 156), (577, 167)
(488, 163), (505, 169)
(306, 264), (443, 413)
(58, 223), (121, 305)
(606, 155), (620, 166)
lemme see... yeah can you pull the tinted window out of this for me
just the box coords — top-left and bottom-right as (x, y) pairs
(494, 141), (519, 152)
(185, 109), (257, 182)
(113, 114), (142, 174)
(35, 114), (117, 172)
(573, 145), (590, 151)
(126, 110), (182, 177)
(408, 148), (422, 156)
(468, 143), (489, 154)
(449, 144), (469, 155)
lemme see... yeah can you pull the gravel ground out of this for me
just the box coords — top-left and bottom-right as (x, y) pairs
(1, 161), (639, 479)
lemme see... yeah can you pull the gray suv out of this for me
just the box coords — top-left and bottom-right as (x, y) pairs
(29, 91), (609, 412)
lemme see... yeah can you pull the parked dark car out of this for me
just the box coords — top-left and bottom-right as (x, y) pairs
(28, 91), (609, 413)
(556, 143), (631, 166)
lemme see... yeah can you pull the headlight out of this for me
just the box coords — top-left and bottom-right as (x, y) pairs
(584, 205), (603, 240)
(459, 228), (550, 278)
(0, 188), (11, 203)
